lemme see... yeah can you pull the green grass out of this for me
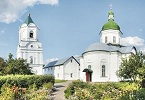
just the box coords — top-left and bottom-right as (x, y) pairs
(55, 79), (67, 83)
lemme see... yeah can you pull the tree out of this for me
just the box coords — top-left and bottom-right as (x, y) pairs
(0, 57), (6, 75)
(4, 53), (33, 75)
(117, 51), (145, 82)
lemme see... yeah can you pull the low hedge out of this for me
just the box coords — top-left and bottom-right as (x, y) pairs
(0, 75), (55, 89)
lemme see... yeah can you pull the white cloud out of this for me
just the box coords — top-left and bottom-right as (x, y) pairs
(45, 58), (58, 64)
(0, 30), (5, 34)
(121, 36), (145, 54)
(140, 29), (142, 32)
(121, 36), (144, 47)
(0, 0), (59, 24)
(0, 28), (5, 35)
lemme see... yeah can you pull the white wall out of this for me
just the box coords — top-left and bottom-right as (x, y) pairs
(64, 58), (80, 80)
(43, 57), (80, 80)
(100, 29), (122, 44)
(17, 22), (43, 75)
(81, 51), (121, 82)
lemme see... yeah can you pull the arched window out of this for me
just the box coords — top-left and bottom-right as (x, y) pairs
(29, 31), (33, 38)
(113, 36), (116, 43)
(30, 57), (33, 64)
(102, 65), (106, 77)
(88, 65), (91, 69)
(105, 36), (107, 43)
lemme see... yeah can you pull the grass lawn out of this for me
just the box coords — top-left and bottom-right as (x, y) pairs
(55, 79), (67, 83)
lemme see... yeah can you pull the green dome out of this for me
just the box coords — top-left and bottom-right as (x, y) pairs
(102, 9), (120, 31)
(102, 19), (120, 31)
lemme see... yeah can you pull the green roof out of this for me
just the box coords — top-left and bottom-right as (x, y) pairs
(102, 9), (120, 31)
(102, 19), (120, 30)
(24, 14), (34, 25)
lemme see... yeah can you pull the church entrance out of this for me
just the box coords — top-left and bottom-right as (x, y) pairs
(86, 72), (92, 82)
(83, 68), (93, 82)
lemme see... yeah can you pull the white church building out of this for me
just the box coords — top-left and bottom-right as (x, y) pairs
(17, 14), (43, 75)
(44, 9), (136, 82)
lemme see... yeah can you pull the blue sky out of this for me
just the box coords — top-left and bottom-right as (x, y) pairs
(0, 0), (145, 63)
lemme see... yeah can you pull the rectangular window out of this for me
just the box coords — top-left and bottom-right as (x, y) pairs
(102, 65), (106, 77)
(30, 33), (33, 38)
(88, 65), (91, 69)
(70, 73), (73, 78)
(105, 36), (107, 43)
(113, 36), (116, 43)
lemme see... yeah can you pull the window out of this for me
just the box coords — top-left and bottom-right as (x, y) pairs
(105, 36), (107, 43)
(31, 45), (33, 48)
(29, 31), (33, 38)
(30, 57), (33, 64)
(88, 65), (91, 69)
(113, 36), (116, 43)
(79, 68), (80, 71)
(57, 73), (59, 78)
(71, 59), (72, 63)
(102, 65), (106, 77)
(70, 73), (73, 78)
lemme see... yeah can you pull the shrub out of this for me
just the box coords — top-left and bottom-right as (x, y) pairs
(0, 75), (54, 100)
(64, 81), (139, 100)
(42, 82), (53, 90)
(64, 80), (90, 99)
(0, 75), (55, 89)
(24, 89), (50, 100)
(134, 88), (145, 99)
(0, 83), (26, 100)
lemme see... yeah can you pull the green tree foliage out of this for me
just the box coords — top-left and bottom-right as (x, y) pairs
(117, 51), (145, 82)
(0, 53), (33, 75)
(0, 57), (6, 75)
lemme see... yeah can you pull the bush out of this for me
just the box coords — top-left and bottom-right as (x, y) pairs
(134, 88), (145, 99)
(64, 81), (139, 100)
(42, 82), (53, 90)
(0, 75), (55, 89)
(0, 75), (55, 100)
(64, 80), (91, 99)
(0, 83), (26, 100)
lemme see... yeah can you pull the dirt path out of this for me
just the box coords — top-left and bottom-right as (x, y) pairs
(50, 81), (72, 100)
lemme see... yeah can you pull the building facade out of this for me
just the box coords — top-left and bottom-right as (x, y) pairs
(44, 9), (136, 82)
(44, 56), (80, 80)
(17, 14), (43, 75)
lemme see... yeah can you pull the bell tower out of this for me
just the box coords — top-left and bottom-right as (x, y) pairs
(17, 14), (43, 75)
